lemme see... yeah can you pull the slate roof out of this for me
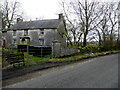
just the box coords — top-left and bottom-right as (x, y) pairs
(10, 19), (61, 30)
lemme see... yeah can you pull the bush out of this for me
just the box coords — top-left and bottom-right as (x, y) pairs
(79, 45), (100, 54)
(2, 48), (17, 54)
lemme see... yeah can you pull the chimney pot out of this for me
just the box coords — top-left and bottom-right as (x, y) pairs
(59, 13), (63, 19)
(17, 18), (23, 23)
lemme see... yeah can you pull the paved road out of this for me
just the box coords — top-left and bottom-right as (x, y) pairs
(4, 54), (119, 88)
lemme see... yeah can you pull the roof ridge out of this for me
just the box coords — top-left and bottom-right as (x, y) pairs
(23, 19), (60, 23)
(10, 18), (61, 30)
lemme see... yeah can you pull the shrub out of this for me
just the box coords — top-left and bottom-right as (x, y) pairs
(79, 45), (100, 54)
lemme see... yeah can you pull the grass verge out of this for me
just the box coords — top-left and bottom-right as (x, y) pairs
(2, 50), (120, 69)
(49, 50), (120, 63)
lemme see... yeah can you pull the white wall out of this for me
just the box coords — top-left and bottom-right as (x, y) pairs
(6, 28), (65, 47)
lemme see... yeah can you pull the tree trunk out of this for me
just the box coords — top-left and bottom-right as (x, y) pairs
(83, 34), (87, 47)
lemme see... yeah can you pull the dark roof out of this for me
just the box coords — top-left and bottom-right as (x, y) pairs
(10, 19), (61, 30)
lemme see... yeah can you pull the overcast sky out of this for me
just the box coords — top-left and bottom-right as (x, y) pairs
(1, 0), (119, 20)
(20, 0), (61, 20)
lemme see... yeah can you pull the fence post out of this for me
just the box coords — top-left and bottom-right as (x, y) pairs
(27, 45), (29, 54)
(52, 40), (61, 58)
(41, 47), (42, 57)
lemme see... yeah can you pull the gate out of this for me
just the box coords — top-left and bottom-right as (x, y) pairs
(17, 45), (52, 57)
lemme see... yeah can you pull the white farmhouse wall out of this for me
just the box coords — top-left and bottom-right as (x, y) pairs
(5, 31), (13, 48)
(29, 30), (39, 45)
(5, 28), (66, 48)
(57, 20), (66, 47)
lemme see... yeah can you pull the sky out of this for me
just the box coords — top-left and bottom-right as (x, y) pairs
(1, 0), (119, 20)
(19, 0), (61, 20)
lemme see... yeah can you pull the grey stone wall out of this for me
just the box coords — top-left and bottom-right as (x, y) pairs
(52, 41), (79, 58)
(52, 40), (61, 58)
(60, 48), (79, 57)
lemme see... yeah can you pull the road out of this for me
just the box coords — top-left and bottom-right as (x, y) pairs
(4, 54), (119, 88)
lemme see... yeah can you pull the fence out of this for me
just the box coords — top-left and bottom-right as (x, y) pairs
(18, 45), (28, 52)
(28, 45), (52, 57)
(18, 45), (52, 57)
(2, 52), (24, 67)
(17, 42), (79, 58)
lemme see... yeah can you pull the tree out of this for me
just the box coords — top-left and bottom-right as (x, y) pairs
(1, 0), (23, 30)
(95, 2), (118, 49)
(61, 1), (82, 46)
(61, 0), (105, 47)
(108, 3), (118, 45)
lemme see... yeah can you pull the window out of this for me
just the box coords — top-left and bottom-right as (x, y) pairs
(24, 30), (28, 36)
(13, 30), (16, 36)
(13, 39), (16, 44)
(39, 29), (44, 35)
(39, 38), (44, 45)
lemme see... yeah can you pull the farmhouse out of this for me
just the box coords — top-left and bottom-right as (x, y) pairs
(4, 14), (66, 48)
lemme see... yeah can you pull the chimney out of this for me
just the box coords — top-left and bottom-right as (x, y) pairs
(17, 18), (23, 23)
(58, 13), (63, 20)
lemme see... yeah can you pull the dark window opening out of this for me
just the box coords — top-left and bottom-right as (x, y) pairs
(13, 30), (16, 36)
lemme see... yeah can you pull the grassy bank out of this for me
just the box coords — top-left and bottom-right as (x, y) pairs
(49, 50), (120, 62)
(2, 50), (120, 70)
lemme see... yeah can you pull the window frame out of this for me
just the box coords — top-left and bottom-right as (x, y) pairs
(13, 39), (16, 44)
(24, 30), (28, 36)
(39, 38), (44, 45)
(39, 29), (44, 35)
(13, 30), (17, 36)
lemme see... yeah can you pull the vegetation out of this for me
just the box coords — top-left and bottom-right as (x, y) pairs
(50, 50), (120, 62)
(2, 47), (120, 69)
(61, 0), (119, 48)
(2, 49), (51, 69)
(1, 0), (24, 29)
(1, 0), (120, 70)
(24, 53), (51, 66)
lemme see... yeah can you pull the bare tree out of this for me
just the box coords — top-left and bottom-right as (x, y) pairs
(1, 0), (23, 30)
(108, 3), (118, 44)
(61, 0), (105, 47)
(61, 1), (82, 46)
(95, 2), (118, 48)
(94, 3), (109, 46)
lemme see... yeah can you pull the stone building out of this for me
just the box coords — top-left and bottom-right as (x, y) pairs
(5, 14), (66, 48)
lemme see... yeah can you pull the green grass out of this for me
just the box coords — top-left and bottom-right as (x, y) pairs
(2, 49), (120, 69)
(2, 48), (17, 53)
(24, 53), (51, 66)
(49, 50), (120, 63)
